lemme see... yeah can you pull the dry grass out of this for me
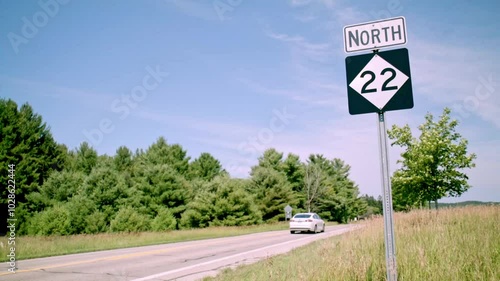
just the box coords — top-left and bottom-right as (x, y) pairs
(0, 222), (288, 261)
(204, 205), (500, 281)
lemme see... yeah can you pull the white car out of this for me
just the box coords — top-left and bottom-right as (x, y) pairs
(289, 213), (325, 234)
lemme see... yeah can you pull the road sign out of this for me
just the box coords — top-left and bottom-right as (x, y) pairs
(344, 17), (407, 53)
(343, 17), (412, 281)
(284, 205), (292, 220)
(345, 48), (413, 115)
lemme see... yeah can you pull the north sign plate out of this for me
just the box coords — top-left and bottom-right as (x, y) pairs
(345, 48), (413, 115)
(343, 17), (407, 53)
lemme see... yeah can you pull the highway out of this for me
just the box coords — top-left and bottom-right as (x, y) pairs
(0, 224), (358, 281)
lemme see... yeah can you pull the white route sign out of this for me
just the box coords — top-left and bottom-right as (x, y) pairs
(344, 17), (407, 53)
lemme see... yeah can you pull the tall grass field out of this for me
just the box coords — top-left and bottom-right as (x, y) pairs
(205, 205), (500, 281)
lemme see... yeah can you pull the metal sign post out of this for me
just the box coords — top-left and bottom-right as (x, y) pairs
(343, 16), (413, 281)
(377, 112), (397, 281)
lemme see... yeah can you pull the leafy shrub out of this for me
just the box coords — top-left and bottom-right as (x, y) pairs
(180, 209), (206, 229)
(151, 207), (177, 231)
(84, 210), (108, 234)
(110, 207), (151, 232)
(66, 195), (96, 234)
(179, 176), (262, 229)
(27, 204), (72, 235)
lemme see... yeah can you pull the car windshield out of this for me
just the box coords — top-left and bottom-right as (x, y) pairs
(294, 214), (312, 218)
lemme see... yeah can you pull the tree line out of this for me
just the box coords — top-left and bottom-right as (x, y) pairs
(1, 99), (476, 235)
(1, 99), (380, 235)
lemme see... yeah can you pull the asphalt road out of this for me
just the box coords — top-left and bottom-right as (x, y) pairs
(0, 224), (358, 281)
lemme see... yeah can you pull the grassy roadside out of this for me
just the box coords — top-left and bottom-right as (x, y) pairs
(0, 222), (289, 262)
(204, 205), (500, 281)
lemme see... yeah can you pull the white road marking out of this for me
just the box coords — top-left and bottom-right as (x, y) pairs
(131, 226), (354, 281)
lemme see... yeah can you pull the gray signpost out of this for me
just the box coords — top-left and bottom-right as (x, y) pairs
(284, 205), (292, 220)
(343, 17), (413, 281)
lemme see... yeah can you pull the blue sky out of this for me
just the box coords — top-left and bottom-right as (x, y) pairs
(1, 0), (499, 202)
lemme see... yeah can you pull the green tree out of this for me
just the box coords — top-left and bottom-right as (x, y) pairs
(359, 194), (383, 218)
(180, 176), (261, 228)
(27, 203), (72, 235)
(81, 165), (129, 224)
(114, 146), (133, 172)
(304, 162), (323, 213)
(65, 194), (98, 234)
(0, 99), (64, 234)
(250, 166), (298, 222)
(251, 148), (305, 193)
(188, 152), (223, 181)
(110, 206), (151, 232)
(151, 207), (177, 231)
(74, 142), (98, 175)
(140, 137), (190, 175)
(0, 99), (63, 204)
(306, 156), (362, 223)
(282, 153), (304, 192)
(282, 153), (305, 210)
(84, 210), (108, 234)
(388, 108), (477, 209)
(252, 148), (284, 172)
(26, 170), (86, 212)
(132, 163), (190, 219)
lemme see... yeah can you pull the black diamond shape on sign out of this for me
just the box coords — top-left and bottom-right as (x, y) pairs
(345, 48), (413, 115)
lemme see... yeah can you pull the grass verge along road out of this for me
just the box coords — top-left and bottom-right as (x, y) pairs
(205, 205), (500, 281)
